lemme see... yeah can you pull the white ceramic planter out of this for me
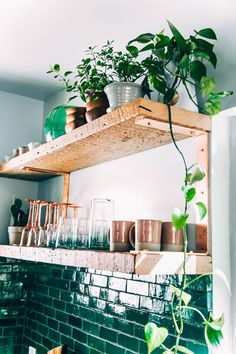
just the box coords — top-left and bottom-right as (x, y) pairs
(104, 82), (144, 112)
(8, 226), (23, 246)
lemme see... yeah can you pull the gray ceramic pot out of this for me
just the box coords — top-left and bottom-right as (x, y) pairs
(104, 82), (144, 112)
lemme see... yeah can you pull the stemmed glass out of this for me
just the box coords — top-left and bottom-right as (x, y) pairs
(20, 199), (34, 246)
(46, 202), (61, 248)
(27, 200), (42, 247)
(37, 201), (49, 247)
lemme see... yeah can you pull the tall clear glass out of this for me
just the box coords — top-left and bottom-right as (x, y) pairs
(89, 198), (114, 249)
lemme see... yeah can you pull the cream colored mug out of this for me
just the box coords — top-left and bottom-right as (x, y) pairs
(129, 219), (162, 251)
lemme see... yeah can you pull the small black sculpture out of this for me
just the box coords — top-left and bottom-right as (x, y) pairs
(10, 198), (28, 227)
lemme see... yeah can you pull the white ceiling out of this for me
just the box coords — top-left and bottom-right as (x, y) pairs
(0, 0), (235, 106)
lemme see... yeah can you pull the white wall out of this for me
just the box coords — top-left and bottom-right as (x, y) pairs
(0, 90), (44, 242)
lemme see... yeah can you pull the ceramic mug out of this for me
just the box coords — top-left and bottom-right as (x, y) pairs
(161, 222), (184, 252)
(129, 219), (162, 251)
(110, 220), (134, 252)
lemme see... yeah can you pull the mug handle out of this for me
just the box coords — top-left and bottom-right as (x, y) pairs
(128, 224), (135, 249)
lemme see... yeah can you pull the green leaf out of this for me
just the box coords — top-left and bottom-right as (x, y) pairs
(53, 64), (60, 72)
(190, 61), (206, 82)
(140, 43), (154, 52)
(184, 187), (196, 202)
(178, 54), (189, 69)
(126, 45), (139, 57)
(204, 100), (221, 115)
(64, 71), (73, 77)
(155, 34), (170, 49)
(197, 28), (217, 40)
(208, 91), (233, 100)
(200, 77), (216, 97)
(189, 164), (205, 184)
(128, 33), (155, 45)
(168, 21), (187, 56)
(204, 315), (224, 348)
(169, 285), (191, 306)
(172, 346), (194, 354)
(204, 314), (224, 331)
(148, 75), (166, 95)
(145, 323), (168, 354)
(68, 95), (77, 102)
(195, 202), (207, 220)
(172, 208), (188, 231)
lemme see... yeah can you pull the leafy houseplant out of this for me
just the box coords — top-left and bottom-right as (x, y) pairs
(128, 22), (233, 114)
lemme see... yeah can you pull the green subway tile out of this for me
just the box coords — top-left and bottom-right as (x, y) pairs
(74, 293), (90, 306)
(116, 318), (135, 336)
(119, 292), (139, 308)
(76, 272), (91, 284)
(66, 303), (80, 316)
(63, 270), (76, 281)
(38, 323), (48, 336)
(87, 334), (105, 353)
(90, 298), (106, 311)
(118, 333), (139, 352)
(91, 274), (108, 287)
(96, 312), (114, 328)
(59, 322), (72, 337)
(73, 328), (88, 343)
(87, 285), (101, 298)
(83, 320), (100, 336)
(53, 299), (65, 311)
(106, 342), (125, 354)
(48, 328), (60, 343)
(55, 310), (68, 323)
(68, 314), (82, 328)
(149, 283), (163, 298)
(100, 326), (117, 343)
(47, 318), (59, 331)
(126, 309), (149, 325)
(61, 290), (74, 303)
(79, 307), (97, 322)
(43, 306), (55, 319)
(108, 278), (126, 291)
(49, 288), (60, 299)
(100, 288), (119, 303)
(127, 280), (149, 296)
(60, 334), (74, 349)
(107, 303), (126, 318)
(42, 337), (53, 350)
(134, 324), (145, 340)
(74, 341), (89, 354)
(51, 268), (63, 278)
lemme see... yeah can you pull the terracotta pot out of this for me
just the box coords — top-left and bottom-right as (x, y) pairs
(85, 92), (109, 122)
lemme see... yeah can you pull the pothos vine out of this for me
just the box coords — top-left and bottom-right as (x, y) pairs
(144, 106), (224, 354)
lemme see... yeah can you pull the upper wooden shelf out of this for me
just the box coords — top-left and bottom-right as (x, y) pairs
(0, 245), (212, 275)
(0, 99), (211, 181)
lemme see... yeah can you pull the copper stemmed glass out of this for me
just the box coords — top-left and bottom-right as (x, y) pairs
(38, 201), (50, 247)
(27, 200), (41, 247)
(20, 199), (34, 247)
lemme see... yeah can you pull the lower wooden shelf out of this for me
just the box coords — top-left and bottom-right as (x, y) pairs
(0, 245), (212, 275)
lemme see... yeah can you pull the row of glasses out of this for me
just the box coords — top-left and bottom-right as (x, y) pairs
(19, 198), (114, 250)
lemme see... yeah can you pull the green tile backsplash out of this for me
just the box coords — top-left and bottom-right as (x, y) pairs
(0, 258), (212, 354)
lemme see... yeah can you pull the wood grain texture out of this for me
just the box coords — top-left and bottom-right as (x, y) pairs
(0, 246), (212, 275)
(0, 99), (211, 181)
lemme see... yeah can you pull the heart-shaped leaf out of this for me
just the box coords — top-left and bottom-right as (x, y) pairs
(189, 165), (205, 184)
(204, 314), (224, 331)
(126, 45), (139, 58)
(195, 202), (207, 220)
(204, 316), (223, 348)
(196, 28), (217, 40)
(53, 64), (60, 72)
(168, 21), (187, 57)
(184, 187), (196, 202)
(170, 285), (191, 306)
(128, 33), (155, 45)
(190, 61), (206, 82)
(204, 100), (221, 115)
(200, 77), (216, 97)
(172, 208), (188, 231)
(145, 323), (168, 354)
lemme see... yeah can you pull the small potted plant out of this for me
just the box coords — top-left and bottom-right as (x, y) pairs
(127, 21), (233, 114)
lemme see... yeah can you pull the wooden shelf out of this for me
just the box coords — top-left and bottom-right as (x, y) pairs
(0, 246), (212, 275)
(0, 99), (211, 181)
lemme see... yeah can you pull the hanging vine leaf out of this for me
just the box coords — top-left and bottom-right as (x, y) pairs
(189, 165), (205, 184)
(172, 208), (189, 231)
(196, 28), (217, 40)
(195, 202), (207, 220)
(128, 33), (155, 45)
(168, 21), (187, 57)
(200, 77), (217, 96)
(170, 285), (191, 306)
(172, 345), (194, 354)
(145, 323), (168, 354)
(185, 187), (196, 202)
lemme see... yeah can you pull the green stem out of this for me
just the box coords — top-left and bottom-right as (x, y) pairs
(185, 272), (212, 289)
(180, 305), (208, 323)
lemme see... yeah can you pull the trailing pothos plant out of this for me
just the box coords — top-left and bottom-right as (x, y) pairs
(144, 109), (224, 353)
(127, 21), (233, 114)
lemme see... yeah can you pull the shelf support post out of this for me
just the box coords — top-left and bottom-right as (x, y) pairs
(62, 173), (70, 204)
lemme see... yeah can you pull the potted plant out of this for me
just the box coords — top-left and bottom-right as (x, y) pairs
(48, 42), (114, 121)
(127, 21), (233, 114)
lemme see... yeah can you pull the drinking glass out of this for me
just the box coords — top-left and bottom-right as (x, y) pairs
(38, 202), (49, 247)
(89, 198), (114, 249)
(55, 216), (77, 249)
(26, 200), (41, 247)
(74, 218), (90, 249)
(20, 199), (34, 246)
(47, 203), (60, 248)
